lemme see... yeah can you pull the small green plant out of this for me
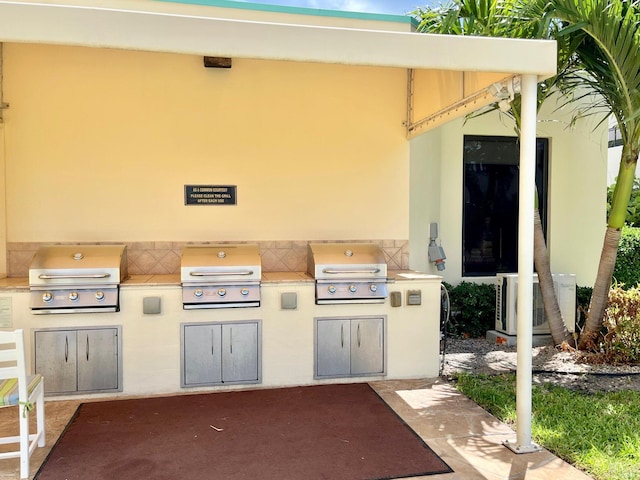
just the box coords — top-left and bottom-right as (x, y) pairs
(444, 281), (495, 338)
(613, 226), (640, 289)
(602, 285), (640, 363)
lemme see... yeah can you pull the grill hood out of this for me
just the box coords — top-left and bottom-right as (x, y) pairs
(29, 244), (128, 287)
(307, 243), (388, 304)
(29, 244), (128, 314)
(181, 244), (261, 284)
(307, 243), (388, 280)
(180, 244), (261, 309)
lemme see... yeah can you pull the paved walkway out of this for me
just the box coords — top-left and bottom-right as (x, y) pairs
(371, 378), (593, 480)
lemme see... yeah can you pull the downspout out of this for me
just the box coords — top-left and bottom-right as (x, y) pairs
(504, 73), (542, 454)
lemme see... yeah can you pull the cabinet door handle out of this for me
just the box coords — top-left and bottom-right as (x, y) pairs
(211, 328), (215, 356)
(340, 324), (344, 348)
(230, 327), (233, 354)
(64, 336), (69, 362)
(86, 335), (90, 361)
(357, 323), (361, 348)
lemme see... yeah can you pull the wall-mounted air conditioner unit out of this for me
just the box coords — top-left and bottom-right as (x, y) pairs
(495, 273), (576, 335)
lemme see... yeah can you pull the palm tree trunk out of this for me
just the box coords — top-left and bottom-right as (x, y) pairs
(533, 208), (575, 347)
(578, 226), (621, 350)
(578, 146), (638, 350)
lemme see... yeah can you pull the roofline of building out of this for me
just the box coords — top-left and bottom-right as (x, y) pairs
(0, 0), (557, 79)
(154, 0), (420, 27)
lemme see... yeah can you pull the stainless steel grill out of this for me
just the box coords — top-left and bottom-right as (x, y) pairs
(29, 244), (128, 314)
(181, 244), (261, 309)
(307, 243), (388, 304)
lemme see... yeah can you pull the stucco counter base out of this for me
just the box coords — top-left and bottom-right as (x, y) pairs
(1, 272), (441, 399)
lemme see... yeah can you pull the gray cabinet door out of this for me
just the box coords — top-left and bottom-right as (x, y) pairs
(221, 322), (259, 383)
(350, 317), (384, 375)
(35, 330), (78, 394)
(183, 324), (223, 386)
(316, 318), (351, 377)
(77, 328), (119, 392)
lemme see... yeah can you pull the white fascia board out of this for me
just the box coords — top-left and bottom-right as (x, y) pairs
(0, 1), (557, 79)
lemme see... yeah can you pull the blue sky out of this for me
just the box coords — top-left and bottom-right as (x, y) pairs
(240, 1), (430, 15)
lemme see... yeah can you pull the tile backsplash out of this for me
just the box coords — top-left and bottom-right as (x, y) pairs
(7, 240), (409, 277)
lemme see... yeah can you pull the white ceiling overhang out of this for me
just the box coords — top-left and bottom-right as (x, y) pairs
(0, 0), (557, 135)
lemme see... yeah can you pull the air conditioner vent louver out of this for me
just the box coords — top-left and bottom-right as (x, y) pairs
(495, 273), (576, 335)
(495, 283), (506, 332)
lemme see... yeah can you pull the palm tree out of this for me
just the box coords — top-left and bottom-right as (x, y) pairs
(416, 0), (640, 350)
(414, 0), (577, 347)
(543, 0), (640, 349)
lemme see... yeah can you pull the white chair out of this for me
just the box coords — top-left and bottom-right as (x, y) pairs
(0, 329), (45, 479)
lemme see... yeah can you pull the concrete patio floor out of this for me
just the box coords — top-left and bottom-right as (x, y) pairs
(0, 378), (593, 479)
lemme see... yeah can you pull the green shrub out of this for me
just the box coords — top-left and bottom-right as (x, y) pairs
(576, 285), (593, 333)
(607, 177), (640, 226)
(613, 226), (640, 289)
(602, 285), (640, 363)
(443, 281), (495, 338)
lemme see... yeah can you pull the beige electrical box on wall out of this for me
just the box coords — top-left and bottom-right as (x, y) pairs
(143, 296), (162, 314)
(406, 290), (422, 306)
(281, 292), (297, 310)
(390, 291), (402, 307)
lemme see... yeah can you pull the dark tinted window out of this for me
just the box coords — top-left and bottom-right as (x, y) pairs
(462, 136), (548, 276)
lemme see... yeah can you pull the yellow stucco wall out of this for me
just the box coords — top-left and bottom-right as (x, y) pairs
(411, 69), (508, 124)
(3, 43), (409, 243)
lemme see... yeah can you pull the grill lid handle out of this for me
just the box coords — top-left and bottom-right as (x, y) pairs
(38, 273), (112, 279)
(322, 268), (381, 274)
(190, 270), (255, 277)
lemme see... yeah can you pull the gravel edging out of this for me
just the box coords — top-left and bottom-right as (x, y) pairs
(441, 338), (640, 393)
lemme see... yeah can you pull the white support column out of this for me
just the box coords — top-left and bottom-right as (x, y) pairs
(504, 73), (542, 454)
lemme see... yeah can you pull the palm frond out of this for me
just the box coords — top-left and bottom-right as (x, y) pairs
(553, 0), (640, 145)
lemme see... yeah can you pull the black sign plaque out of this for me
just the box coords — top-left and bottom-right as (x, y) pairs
(185, 185), (237, 206)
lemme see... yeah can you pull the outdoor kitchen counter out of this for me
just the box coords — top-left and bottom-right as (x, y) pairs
(118, 273), (314, 286)
(0, 274), (312, 289)
(0, 275), (185, 289)
(0, 271), (438, 290)
(0, 277), (28, 290)
(0, 270), (442, 398)
(114, 270), (439, 286)
(116, 271), (439, 285)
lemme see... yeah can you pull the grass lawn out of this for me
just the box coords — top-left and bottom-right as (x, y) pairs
(454, 373), (640, 480)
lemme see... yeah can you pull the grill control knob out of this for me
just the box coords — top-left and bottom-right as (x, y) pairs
(240, 288), (250, 296)
(328, 285), (336, 294)
(194, 289), (204, 298)
(69, 291), (79, 302)
(95, 291), (105, 301)
(349, 284), (357, 293)
(42, 292), (53, 303)
(217, 288), (227, 297)
(369, 284), (378, 293)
